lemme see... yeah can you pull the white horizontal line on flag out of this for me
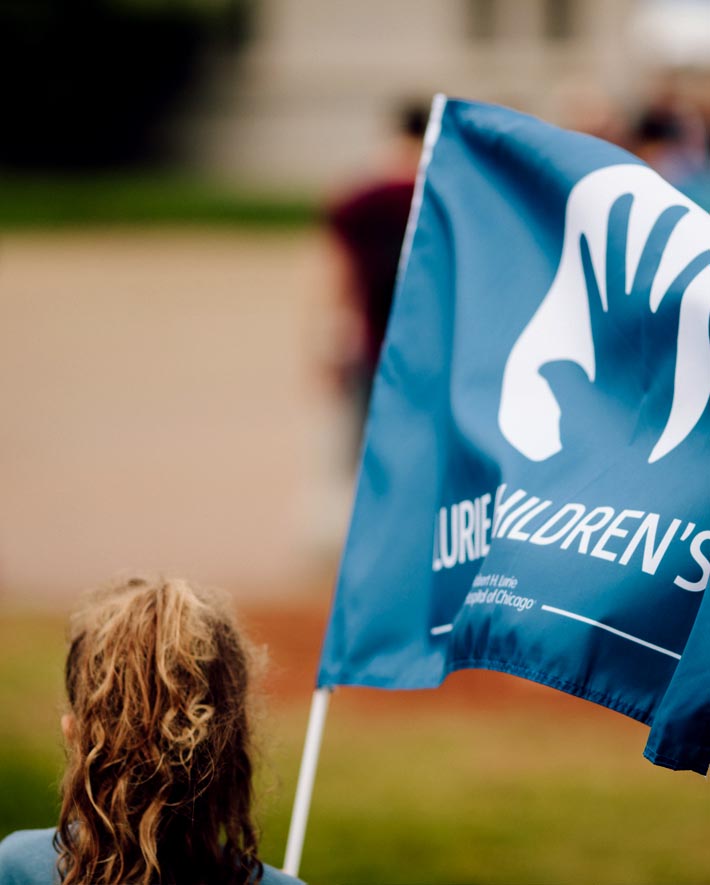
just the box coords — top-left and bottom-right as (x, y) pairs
(541, 605), (681, 660)
(430, 624), (453, 636)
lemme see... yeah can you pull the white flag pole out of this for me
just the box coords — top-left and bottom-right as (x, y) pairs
(282, 687), (332, 877)
(282, 95), (446, 877)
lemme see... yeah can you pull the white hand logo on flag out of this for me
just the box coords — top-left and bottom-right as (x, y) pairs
(499, 164), (710, 463)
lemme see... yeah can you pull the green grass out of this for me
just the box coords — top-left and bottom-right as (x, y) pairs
(0, 176), (317, 229)
(0, 615), (65, 835)
(259, 708), (710, 885)
(3, 614), (710, 884)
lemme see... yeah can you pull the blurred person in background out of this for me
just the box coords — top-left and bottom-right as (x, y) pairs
(324, 101), (428, 461)
(630, 89), (709, 201)
(0, 576), (304, 885)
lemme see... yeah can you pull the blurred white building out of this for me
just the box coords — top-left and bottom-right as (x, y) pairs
(188, 0), (639, 190)
(634, 0), (710, 66)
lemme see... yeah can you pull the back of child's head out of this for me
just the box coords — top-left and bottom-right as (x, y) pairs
(57, 575), (261, 885)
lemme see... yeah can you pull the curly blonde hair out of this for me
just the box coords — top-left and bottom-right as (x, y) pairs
(55, 576), (262, 885)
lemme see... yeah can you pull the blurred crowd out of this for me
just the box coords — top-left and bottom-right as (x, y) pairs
(571, 82), (710, 204)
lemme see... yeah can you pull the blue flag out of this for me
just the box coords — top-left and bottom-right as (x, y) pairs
(318, 97), (710, 774)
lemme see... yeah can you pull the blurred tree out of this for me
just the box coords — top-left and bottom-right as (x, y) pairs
(0, 0), (253, 169)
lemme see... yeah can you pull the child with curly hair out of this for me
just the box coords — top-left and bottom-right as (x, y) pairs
(0, 576), (304, 885)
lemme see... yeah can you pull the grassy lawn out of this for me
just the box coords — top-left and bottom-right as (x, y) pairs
(260, 707), (710, 885)
(0, 176), (316, 229)
(2, 613), (710, 884)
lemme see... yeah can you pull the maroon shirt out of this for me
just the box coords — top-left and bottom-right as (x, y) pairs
(327, 178), (416, 372)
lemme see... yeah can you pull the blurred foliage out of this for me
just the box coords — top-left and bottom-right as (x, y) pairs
(0, 742), (62, 834)
(0, 614), (65, 834)
(0, 175), (316, 228)
(0, 0), (254, 169)
(108, 0), (241, 12)
(3, 614), (710, 884)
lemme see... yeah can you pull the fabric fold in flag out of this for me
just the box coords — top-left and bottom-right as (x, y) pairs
(318, 97), (710, 775)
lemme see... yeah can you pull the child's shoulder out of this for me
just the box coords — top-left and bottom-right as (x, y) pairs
(0, 830), (306, 885)
(0, 828), (58, 885)
(262, 863), (307, 885)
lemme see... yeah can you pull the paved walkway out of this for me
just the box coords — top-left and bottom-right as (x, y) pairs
(0, 229), (354, 604)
